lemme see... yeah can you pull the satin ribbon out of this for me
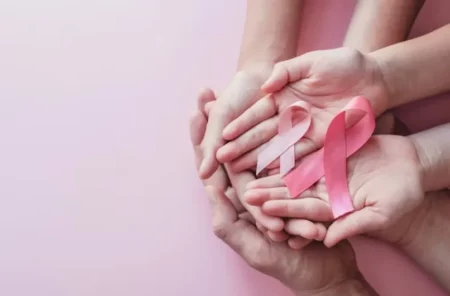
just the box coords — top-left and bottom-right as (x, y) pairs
(257, 96), (375, 218)
(256, 100), (311, 176)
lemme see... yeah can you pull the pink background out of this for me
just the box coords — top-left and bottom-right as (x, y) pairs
(0, 0), (449, 295)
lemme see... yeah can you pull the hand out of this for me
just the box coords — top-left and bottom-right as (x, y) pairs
(218, 48), (390, 172)
(245, 135), (424, 247)
(205, 186), (376, 296)
(191, 88), (286, 233)
(191, 89), (375, 295)
(197, 71), (269, 179)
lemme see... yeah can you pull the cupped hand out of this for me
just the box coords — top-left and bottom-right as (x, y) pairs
(245, 135), (424, 248)
(191, 87), (286, 233)
(197, 71), (268, 179)
(218, 48), (389, 172)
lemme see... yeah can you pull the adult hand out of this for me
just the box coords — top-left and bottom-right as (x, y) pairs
(192, 87), (287, 234)
(218, 48), (390, 172)
(191, 88), (377, 295)
(197, 71), (268, 179)
(245, 135), (423, 248)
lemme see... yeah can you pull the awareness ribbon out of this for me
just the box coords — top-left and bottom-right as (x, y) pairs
(256, 96), (375, 218)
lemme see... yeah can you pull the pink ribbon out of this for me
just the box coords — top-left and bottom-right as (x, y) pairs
(257, 96), (375, 218)
(256, 100), (311, 176)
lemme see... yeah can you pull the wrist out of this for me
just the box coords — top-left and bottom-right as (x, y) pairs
(362, 53), (390, 116)
(297, 275), (377, 296)
(237, 61), (275, 81)
(409, 135), (431, 192)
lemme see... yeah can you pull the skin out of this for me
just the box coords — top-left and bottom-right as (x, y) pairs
(245, 134), (424, 247)
(198, 0), (303, 180)
(344, 0), (425, 53)
(194, 96), (450, 294)
(190, 91), (377, 295)
(221, 22), (450, 172)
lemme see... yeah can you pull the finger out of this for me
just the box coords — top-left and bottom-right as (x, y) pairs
(205, 186), (271, 262)
(288, 236), (312, 250)
(197, 88), (216, 116)
(191, 103), (229, 191)
(196, 88), (224, 179)
(217, 116), (278, 163)
(225, 165), (285, 232)
(225, 187), (246, 214)
(262, 198), (334, 221)
(204, 101), (215, 117)
(261, 57), (311, 93)
(267, 230), (290, 242)
(222, 95), (277, 141)
(199, 142), (222, 179)
(256, 221), (267, 233)
(246, 175), (285, 190)
(205, 186), (238, 236)
(314, 223), (327, 241)
(229, 137), (317, 173)
(199, 103), (231, 179)
(190, 111), (207, 148)
(244, 187), (291, 206)
(284, 219), (321, 240)
(324, 208), (389, 248)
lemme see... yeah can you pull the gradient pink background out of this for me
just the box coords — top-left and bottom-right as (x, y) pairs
(0, 1), (449, 295)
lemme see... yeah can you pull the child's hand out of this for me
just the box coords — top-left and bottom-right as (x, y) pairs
(218, 48), (389, 172)
(244, 135), (423, 247)
(197, 71), (268, 179)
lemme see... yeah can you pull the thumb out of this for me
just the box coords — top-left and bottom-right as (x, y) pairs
(205, 186), (266, 258)
(199, 104), (227, 179)
(205, 186), (238, 242)
(261, 56), (312, 93)
(324, 208), (388, 248)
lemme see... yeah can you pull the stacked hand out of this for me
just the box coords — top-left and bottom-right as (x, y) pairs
(217, 48), (389, 172)
(245, 134), (424, 247)
(191, 90), (369, 295)
(191, 82), (431, 296)
(197, 47), (426, 250)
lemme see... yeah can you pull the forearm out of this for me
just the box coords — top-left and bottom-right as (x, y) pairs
(409, 123), (450, 192)
(237, 0), (303, 76)
(399, 191), (450, 292)
(344, 0), (424, 53)
(371, 24), (450, 109)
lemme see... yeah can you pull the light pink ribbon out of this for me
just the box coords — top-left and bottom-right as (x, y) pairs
(256, 100), (311, 176)
(257, 96), (375, 218)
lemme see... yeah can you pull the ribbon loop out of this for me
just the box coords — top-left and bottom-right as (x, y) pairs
(256, 101), (311, 176)
(283, 96), (375, 218)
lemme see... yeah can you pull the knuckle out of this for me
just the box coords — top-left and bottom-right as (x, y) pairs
(273, 62), (286, 72)
(284, 203), (292, 216)
(212, 223), (228, 240)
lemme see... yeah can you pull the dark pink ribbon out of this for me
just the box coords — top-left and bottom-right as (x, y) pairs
(257, 96), (375, 218)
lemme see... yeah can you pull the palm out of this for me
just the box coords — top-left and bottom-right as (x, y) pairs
(346, 136), (423, 231)
(308, 136), (423, 234)
(272, 48), (386, 150)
